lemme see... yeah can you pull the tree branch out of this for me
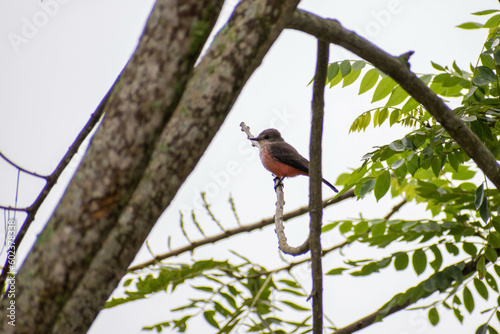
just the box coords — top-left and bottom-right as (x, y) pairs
(128, 188), (355, 272)
(0, 91), (108, 292)
(332, 259), (478, 334)
(286, 9), (500, 190)
(51, 1), (302, 332)
(309, 39), (329, 332)
(0, 152), (48, 180)
(1, 1), (226, 333)
(274, 178), (310, 255)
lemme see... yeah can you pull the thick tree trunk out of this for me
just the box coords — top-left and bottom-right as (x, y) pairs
(0, 0), (221, 333)
(0, 0), (300, 333)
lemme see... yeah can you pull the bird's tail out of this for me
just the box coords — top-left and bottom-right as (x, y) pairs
(322, 178), (339, 193)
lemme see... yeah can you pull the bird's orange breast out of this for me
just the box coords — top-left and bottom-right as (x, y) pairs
(260, 146), (307, 178)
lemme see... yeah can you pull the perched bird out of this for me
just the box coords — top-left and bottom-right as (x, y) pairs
(250, 128), (338, 192)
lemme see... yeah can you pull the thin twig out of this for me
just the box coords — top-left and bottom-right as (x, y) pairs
(127, 189), (355, 272)
(384, 198), (407, 220)
(191, 210), (207, 238)
(228, 194), (241, 226)
(201, 192), (225, 232)
(0, 152), (49, 180)
(0, 86), (110, 290)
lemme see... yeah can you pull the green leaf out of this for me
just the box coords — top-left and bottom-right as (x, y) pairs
(354, 221), (369, 235)
(474, 278), (489, 300)
(480, 196), (490, 223)
(485, 245), (498, 263)
(494, 49), (500, 66)
(326, 267), (348, 275)
(394, 252), (409, 271)
(123, 278), (133, 287)
(359, 68), (379, 94)
(282, 300), (310, 311)
(385, 86), (409, 107)
(481, 54), (495, 70)
(339, 221), (353, 234)
(478, 256), (487, 279)
(486, 272), (498, 292)
(372, 77), (398, 102)
(407, 153), (419, 176)
(401, 97), (420, 113)
(484, 14), (500, 28)
(445, 243), (459, 256)
(476, 324), (487, 334)
(203, 310), (220, 329)
(453, 307), (464, 323)
(221, 292), (237, 309)
(412, 249), (427, 275)
(389, 109), (400, 126)
(389, 141), (404, 152)
(472, 9), (500, 16)
(327, 62), (340, 82)
(377, 108), (389, 126)
(477, 66), (498, 83)
(391, 159), (405, 170)
(463, 286), (475, 313)
(488, 325), (499, 334)
(429, 245), (443, 271)
(343, 70), (362, 87)
(359, 178), (376, 197)
(453, 61), (463, 76)
(447, 153), (459, 172)
(340, 60), (351, 77)
(431, 61), (446, 71)
(428, 307), (439, 326)
(463, 242), (477, 256)
(374, 171), (391, 201)
(489, 233), (500, 248)
(352, 60), (366, 71)
(431, 158), (443, 177)
(457, 22), (483, 29)
(322, 221), (340, 232)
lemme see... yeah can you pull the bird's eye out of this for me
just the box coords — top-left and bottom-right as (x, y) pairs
(264, 135), (269, 139)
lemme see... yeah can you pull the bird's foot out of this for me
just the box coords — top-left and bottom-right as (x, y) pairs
(273, 177), (284, 190)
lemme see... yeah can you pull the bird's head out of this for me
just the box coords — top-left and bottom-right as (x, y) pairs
(249, 128), (284, 144)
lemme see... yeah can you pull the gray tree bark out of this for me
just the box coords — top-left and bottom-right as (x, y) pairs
(0, 0), (300, 333)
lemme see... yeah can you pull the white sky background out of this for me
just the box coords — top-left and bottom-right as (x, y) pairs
(0, 0), (499, 333)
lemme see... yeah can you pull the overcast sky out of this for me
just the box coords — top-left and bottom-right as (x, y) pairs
(1, 0), (499, 333)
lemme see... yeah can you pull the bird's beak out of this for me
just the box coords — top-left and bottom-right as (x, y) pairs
(249, 137), (259, 141)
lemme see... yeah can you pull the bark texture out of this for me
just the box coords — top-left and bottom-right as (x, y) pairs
(53, 0), (300, 331)
(309, 39), (328, 334)
(1, 1), (223, 333)
(0, 0), (301, 333)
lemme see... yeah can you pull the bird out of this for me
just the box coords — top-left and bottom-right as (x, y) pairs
(250, 128), (338, 192)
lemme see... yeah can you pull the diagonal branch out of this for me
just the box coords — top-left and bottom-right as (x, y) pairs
(286, 10), (500, 190)
(332, 258), (478, 334)
(0, 91), (108, 291)
(52, 1), (302, 332)
(1, 2), (226, 333)
(127, 189), (355, 272)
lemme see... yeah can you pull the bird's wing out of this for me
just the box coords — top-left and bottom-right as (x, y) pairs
(269, 142), (310, 174)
